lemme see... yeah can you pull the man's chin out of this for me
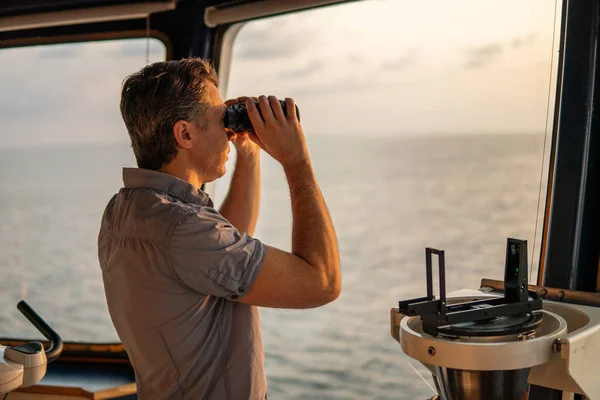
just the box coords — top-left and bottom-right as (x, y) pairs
(207, 167), (227, 183)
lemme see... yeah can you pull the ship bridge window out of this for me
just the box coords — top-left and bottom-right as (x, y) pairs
(0, 38), (166, 343)
(214, 0), (560, 398)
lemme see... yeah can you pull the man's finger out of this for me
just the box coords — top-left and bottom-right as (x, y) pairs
(224, 96), (252, 107)
(269, 95), (285, 121)
(246, 99), (265, 132)
(285, 98), (297, 121)
(258, 95), (276, 126)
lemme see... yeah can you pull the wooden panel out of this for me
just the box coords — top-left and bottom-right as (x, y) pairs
(14, 363), (136, 399)
(10, 393), (89, 400)
(481, 278), (600, 306)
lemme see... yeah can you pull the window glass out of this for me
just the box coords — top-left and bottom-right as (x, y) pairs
(0, 38), (165, 342)
(216, 1), (559, 398)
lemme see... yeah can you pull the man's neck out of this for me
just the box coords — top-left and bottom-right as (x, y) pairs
(159, 161), (204, 189)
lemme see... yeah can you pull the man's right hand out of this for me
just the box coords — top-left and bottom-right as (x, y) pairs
(246, 95), (310, 169)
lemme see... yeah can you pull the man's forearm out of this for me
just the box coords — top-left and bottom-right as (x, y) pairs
(219, 153), (260, 236)
(285, 160), (340, 294)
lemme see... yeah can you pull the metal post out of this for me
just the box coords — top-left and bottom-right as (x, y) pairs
(532, 0), (600, 398)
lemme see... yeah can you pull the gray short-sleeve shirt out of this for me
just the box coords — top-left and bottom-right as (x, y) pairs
(98, 168), (266, 400)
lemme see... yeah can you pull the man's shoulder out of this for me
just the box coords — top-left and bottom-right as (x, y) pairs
(101, 187), (204, 241)
(119, 186), (199, 213)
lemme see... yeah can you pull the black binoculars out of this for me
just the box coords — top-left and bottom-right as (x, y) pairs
(223, 100), (300, 132)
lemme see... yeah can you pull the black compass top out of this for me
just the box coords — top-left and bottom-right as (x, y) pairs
(437, 311), (543, 337)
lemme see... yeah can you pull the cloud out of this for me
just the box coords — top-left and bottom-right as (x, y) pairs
(36, 44), (80, 59)
(104, 39), (166, 60)
(0, 41), (153, 148)
(290, 79), (382, 97)
(0, 67), (68, 118)
(234, 22), (311, 60)
(464, 43), (503, 69)
(462, 33), (536, 69)
(512, 33), (537, 48)
(116, 40), (149, 58)
(277, 60), (325, 79)
(382, 49), (418, 70)
(347, 54), (363, 64)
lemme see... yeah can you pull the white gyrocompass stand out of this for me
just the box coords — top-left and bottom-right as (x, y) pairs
(391, 239), (600, 400)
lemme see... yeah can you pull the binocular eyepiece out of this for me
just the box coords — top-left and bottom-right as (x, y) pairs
(223, 100), (300, 133)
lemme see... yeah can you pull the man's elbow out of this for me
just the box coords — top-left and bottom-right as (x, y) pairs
(315, 275), (341, 306)
(326, 283), (341, 303)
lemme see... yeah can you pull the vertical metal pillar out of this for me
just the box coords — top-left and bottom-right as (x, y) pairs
(531, 0), (600, 398)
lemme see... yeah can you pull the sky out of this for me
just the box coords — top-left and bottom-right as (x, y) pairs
(0, 0), (561, 148)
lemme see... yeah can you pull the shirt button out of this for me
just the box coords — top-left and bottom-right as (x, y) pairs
(238, 286), (245, 294)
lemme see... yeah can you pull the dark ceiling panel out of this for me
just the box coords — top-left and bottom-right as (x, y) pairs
(0, 0), (173, 17)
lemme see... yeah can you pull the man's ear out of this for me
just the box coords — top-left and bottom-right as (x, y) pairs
(172, 120), (194, 149)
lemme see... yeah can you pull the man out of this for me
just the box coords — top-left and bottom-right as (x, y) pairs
(97, 58), (340, 400)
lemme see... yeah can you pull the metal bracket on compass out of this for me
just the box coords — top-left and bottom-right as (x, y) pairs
(398, 238), (542, 336)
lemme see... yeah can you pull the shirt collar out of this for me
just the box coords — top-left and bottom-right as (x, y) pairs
(122, 167), (213, 207)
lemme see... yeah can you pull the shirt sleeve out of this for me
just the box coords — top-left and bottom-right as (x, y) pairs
(167, 207), (265, 301)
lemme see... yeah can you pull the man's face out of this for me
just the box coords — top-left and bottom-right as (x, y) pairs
(188, 82), (233, 183)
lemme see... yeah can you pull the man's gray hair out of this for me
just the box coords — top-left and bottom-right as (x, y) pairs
(120, 58), (219, 170)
